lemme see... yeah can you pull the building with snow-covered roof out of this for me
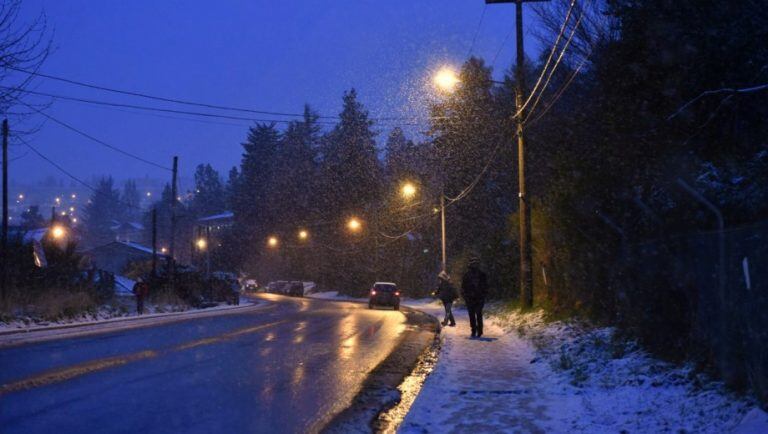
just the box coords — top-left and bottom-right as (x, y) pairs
(84, 241), (168, 275)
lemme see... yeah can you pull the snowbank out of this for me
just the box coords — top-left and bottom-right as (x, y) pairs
(0, 298), (256, 333)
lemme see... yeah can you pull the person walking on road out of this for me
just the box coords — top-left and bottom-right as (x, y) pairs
(132, 277), (150, 315)
(461, 256), (488, 338)
(436, 271), (457, 327)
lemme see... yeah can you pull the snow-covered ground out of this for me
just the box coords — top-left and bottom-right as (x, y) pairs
(305, 290), (366, 302)
(0, 296), (256, 333)
(401, 299), (765, 434)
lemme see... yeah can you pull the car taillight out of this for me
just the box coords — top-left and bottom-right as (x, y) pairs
(394, 291), (400, 296)
(371, 290), (376, 295)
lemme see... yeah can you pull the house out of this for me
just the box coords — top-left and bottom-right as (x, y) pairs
(84, 241), (168, 275)
(111, 221), (145, 243)
(194, 211), (233, 245)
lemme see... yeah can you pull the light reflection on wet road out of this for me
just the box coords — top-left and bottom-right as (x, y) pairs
(0, 294), (407, 433)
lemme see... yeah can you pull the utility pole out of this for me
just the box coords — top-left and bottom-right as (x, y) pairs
(440, 194), (447, 273)
(1, 119), (8, 301)
(151, 207), (157, 277)
(486, 0), (546, 307)
(169, 156), (178, 293)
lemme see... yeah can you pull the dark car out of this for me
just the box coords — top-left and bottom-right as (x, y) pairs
(368, 282), (400, 310)
(286, 281), (304, 297)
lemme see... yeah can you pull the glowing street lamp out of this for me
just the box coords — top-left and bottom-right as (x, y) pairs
(267, 236), (279, 248)
(160, 247), (168, 254)
(347, 217), (362, 233)
(433, 66), (460, 93)
(50, 225), (66, 240)
(401, 182), (417, 200)
(196, 238), (207, 250)
(298, 229), (309, 241)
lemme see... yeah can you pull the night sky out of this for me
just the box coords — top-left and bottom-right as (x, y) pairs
(11, 0), (541, 186)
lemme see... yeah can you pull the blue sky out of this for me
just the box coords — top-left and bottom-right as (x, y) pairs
(12, 0), (542, 185)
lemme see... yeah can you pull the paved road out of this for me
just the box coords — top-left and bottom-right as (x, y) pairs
(0, 294), (408, 433)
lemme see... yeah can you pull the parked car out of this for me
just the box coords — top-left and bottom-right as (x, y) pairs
(266, 281), (289, 293)
(286, 281), (304, 297)
(368, 282), (400, 310)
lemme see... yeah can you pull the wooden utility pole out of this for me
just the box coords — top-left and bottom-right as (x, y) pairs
(1, 119), (8, 301)
(486, 0), (547, 307)
(151, 207), (157, 277)
(169, 156), (178, 292)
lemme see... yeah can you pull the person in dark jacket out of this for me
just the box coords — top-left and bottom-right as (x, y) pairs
(132, 277), (150, 315)
(461, 256), (488, 338)
(436, 271), (457, 327)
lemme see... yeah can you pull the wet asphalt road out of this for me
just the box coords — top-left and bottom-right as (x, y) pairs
(0, 294), (408, 433)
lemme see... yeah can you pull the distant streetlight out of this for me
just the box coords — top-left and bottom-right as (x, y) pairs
(196, 238), (207, 250)
(146, 192), (152, 197)
(71, 193), (76, 199)
(401, 182), (417, 200)
(50, 225), (66, 240)
(298, 229), (309, 240)
(17, 193), (23, 200)
(160, 247), (168, 254)
(268, 236), (279, 248)
(433, 66), (460, 93)
(347, 217), (362, 233)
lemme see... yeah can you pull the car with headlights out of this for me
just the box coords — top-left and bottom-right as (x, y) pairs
(368, 282), (400, 310)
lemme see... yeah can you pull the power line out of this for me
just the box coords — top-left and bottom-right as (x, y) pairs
(16, 135), (146, 211)
(491, 30), (513, 69)
(6, 66), (428, 124)
(6, 65), (340, 120)
(466, 5), (488, 58)
(12, 97), (173, 171)
(526, 54), (589, 126)
(523, 0), (588, 122)
(5, 86), (342, 126)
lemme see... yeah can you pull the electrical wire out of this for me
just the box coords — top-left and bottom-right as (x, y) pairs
(526, 54), (589, 126)
(12, 97), (173, 171)
(17, 135), (147, 211)
(444, 142), (503, 204)
(5, 65), (340, 120)
(5, 86), (343, 126)
(514, 0), (578, 119)
(466, 5), (488, 58)
(6, 66), (429, 124)
(522, 1), (588, 122)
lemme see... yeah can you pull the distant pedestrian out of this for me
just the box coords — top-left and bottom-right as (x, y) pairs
(436, 271), (457, 327)
(132, 277), (150, 315)
(461, 256), (488, 338)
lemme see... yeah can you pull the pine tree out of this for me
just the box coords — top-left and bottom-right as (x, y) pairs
(190, 164), (226, 218)
(83, 177), (121, 247)
(121, 179), (141, 222)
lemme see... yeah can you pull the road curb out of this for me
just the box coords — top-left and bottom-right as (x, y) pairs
(321, 306), (441, 434)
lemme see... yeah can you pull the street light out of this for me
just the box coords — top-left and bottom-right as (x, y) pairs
(298, 229), (309, 240)
(401, 182), (417, 200)
(196, 238), (207, 250)
(347, 217), (362, 233)
(50, 225), (66, 240)
(433, 66), (460, 93)
(268, 236), (279, 248)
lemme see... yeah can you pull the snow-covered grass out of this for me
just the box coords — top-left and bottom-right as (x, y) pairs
(0, 296), (255, 332)
(401, 300), (765, 433)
